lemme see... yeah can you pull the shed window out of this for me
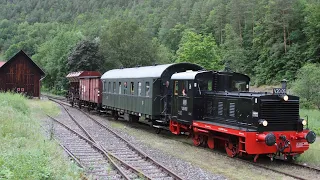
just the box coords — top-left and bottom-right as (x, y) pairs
(113, 82), (116, 93)
(174, 81), (178, 95)
(146, 82), (150, 97)
(130, 82), (134, 95)
(108, 82), (111, 92)
(138, 82), (142, 96)
(119, 82), (122, 94)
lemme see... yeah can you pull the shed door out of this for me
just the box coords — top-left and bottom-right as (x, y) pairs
(25, 73), (34, 96)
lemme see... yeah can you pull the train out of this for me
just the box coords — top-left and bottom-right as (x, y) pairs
(66, 62), (316, 162)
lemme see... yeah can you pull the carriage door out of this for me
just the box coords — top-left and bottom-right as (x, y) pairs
(172, 81), (179, 117)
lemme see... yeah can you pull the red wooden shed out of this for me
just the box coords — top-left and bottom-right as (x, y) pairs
(0, 50), (45, 97)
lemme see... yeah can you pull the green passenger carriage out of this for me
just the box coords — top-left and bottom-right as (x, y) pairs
(100, 63), (203, 125)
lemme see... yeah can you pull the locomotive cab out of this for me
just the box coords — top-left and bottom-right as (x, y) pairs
(170, 71), (212, 125)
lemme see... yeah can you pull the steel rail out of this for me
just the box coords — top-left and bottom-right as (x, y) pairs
(47, 115), (132, 180)
(40, 125), (85, 169)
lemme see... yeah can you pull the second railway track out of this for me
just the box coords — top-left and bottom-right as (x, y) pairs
(48, 97), (183, 180)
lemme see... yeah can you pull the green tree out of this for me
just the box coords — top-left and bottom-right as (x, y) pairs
(67, 39), (105, 73)
(221, 24), (247, 73)
(176, 30), (222, 70)
(100, 19), (161, 69)
(32, 31), (82, 92)
(304, 1), (320, 63)
(292, 63), (320, 109)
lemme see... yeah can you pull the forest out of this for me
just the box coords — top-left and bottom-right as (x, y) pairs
(0, 0), (320, 107)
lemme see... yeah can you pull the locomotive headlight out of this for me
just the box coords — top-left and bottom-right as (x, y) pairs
(302, 119), (307, 126)
(259, 119), (268, 126)
(283, 95), (289, 101)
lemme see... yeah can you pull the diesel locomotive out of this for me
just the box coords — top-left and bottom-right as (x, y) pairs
(66, 63), (316, 161)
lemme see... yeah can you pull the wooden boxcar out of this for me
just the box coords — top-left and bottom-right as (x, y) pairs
(101, 63), (203, 123)
(66, 71), (102, 109)
(0, 50), (45, 97)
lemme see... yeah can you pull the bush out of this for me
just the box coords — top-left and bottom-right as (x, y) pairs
(292, 63), (320, 109)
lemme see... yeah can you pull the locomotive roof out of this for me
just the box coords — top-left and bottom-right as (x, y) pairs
(101, 63), (203, 79)
(171, 70), (208, 80)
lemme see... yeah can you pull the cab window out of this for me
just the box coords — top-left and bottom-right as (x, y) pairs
(174, 81), (178, 95)
(232, 81), (247, 91)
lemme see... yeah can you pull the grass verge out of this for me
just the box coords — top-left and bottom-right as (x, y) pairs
(300, 109), (320, 135)
(298, 109), (320, 164)
(0, 92), (82, 179)
(297, 141), (320, 165)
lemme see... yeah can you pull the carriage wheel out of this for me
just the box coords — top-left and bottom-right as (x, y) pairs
(155, 128), (161, 134)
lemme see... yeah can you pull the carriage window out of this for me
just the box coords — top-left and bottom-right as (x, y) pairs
(113, 82), (116, 93)
(108, 82), (111, 92)
(103, 81), (107, 92)
(131, 82), (134, 95)
(174, 81), (178, 95)
(146, 82), (150, 97)
(232, 81), (247, 91)
(124, 82), (127, 94)
(119, 82), (122, 94)
(138, 82), (142, 96)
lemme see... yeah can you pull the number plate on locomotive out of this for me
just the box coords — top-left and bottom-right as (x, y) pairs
(296, 142), (308, 148)
(273, 88), (286, 95)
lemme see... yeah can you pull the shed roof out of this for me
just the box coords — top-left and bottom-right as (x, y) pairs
(171, 70), (207, 80)
(101, 63), (204, 80)
(0, 50), (45, 76)
(0, 61), (5, 68)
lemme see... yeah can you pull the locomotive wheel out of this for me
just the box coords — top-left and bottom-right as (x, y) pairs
(193, 134), (206, 147)
(225, 141), (239, 158)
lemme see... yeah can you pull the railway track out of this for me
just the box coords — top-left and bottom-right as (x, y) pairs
(47, 116), (131, 179)
(45, 95), (320, 180)
(47, 97), (183, 180)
